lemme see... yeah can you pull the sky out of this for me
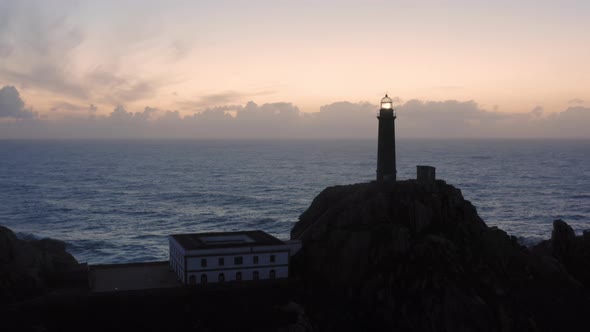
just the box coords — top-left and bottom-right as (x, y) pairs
(0, 0), (589, 138)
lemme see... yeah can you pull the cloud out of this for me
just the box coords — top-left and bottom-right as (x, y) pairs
(108, 105), (134, 121)
(1, 86), (590, 139)
(85, 69), (128, 87)
(238, 101), (300, 120)
(0, 1), (161, 106)
(178, 90), (277, 110)
(111, 82), (156, 104)
(0, 1), (86, 98)
(169, 40), (191, 60)
(543, 106), (590, 137)
(396, 101), (590, 138)
(107, 105), (157, 123)
(2, 64), (88, 100)
(84, 69), (156, 104)
(200, 91), (243, 106)
(0, 85), (36, 119)
(179, 101), (302, 139)
(568, 98), (585, 105)
(50, 101), (89, 114)
(530, 106), (544, 117)
(299, 101), (375, 138)
(395, 99), (507, 138)
(178, 91), (243, 109)
(0, 43), (12, 57)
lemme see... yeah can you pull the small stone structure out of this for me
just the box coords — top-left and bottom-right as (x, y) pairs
(417, 165), (436, 183)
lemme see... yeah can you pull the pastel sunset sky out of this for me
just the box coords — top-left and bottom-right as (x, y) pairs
(0, 0), (589, 138)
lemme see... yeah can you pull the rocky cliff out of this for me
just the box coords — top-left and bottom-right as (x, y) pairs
(290, 179), (590, 331)
(0, 225), (79, 303)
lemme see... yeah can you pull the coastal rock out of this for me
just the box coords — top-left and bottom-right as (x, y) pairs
(291, 180), (590, 331)
(0, 225), (20, 263)
(552, 219), (576, 261)
(0, 225), (79, 302)
(278, 301), (313, 332)
(291, 180), (487, 284)
(533, 219), (590, 287)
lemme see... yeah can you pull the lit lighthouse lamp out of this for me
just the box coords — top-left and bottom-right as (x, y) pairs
(380, 94), (393, 110)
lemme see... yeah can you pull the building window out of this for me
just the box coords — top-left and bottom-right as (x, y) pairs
(253, 271), (259, 280)
(234, 256), (243, 265)
(189, 275), (196, 285)
(218, 257), (224, 266)
(270, 270), (276, 279)
(201, 258), (207, 267)
(201, 274), (207, 284)
(270, 255), (276, 263)
(236, 271), (242, 281)
(253, 255), (259, 264)
(219, 273), (225, 282)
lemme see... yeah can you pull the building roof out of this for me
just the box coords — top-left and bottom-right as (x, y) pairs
(170, 230), (285, 250)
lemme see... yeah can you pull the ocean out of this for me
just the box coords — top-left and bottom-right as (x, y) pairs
(0, 139), (589, 264)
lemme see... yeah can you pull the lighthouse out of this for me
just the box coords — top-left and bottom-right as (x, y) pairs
(376, 94), (396, 181)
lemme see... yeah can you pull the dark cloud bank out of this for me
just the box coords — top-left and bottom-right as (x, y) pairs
(1, 85), (589, 139)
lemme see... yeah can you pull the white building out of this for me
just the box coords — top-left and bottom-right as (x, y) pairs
(169, 230), (300, 285)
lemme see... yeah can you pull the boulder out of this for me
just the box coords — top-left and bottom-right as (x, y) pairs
(0, 225), (79, 303)
(542, 219), (590, 286)
(552, 219), (576, 261)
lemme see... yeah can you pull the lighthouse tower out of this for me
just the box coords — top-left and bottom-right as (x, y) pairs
(376, 94), (396, 181)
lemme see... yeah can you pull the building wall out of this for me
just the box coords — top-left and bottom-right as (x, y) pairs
(169, 237), (186, 283)
(185, 246), (251, 256)
(186, 251), (288, 270)
(169, 236), (291, 285)
(186, 266), (288, 285)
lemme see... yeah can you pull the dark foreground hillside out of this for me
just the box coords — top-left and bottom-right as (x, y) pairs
(2, 179), (590, 331)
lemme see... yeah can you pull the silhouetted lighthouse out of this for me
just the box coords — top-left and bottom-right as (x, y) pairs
(376, 94), (396, 181)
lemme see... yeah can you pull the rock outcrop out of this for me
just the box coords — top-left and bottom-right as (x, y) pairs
(0, 225), (79, 303)
(533, 219), (590, 286)
(291, 179), (590, 332)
